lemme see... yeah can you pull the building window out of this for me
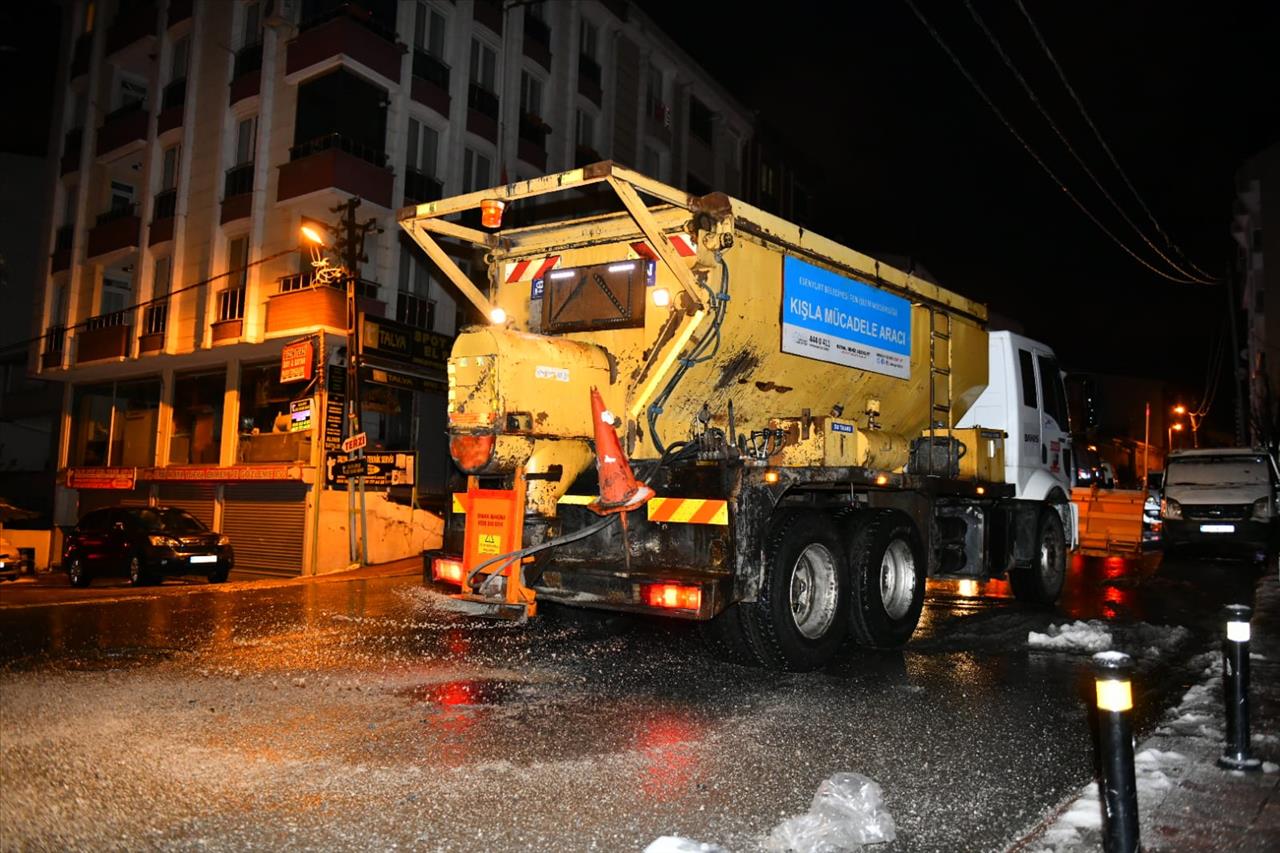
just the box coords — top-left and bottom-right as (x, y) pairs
(398, 241), (436, 330)
(161, 145), (180, 191)
(414, 1), (446, 58)
(576, 110), (596, 149)
(169, 371), (225, 464)
(227, 235), (250, 290)
(643, 146), (661, 180)
(362, 384), (414, 451)
(407, 117), (439, 176)
(101, 275), (130, 315)
(463, 147), (491, 192)
(153, 256), (172, 298)
(645, 66), (665, 121)
(234, 116), (257, 167)
(470, 38), (497, 92)
(238, 363), (309, 462)
(170, 35), (190, 81)
(293, 70), (388, 167)
(116, 73), (148, 112)
(689, 96), (713, 146)
(241, 1), (261, 48)
(70, 379), (161, 467)
(520, 71), (543, 117)
(579, 18), (597, 60)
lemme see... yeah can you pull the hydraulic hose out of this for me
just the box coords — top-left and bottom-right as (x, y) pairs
(465, 513), (618, 588)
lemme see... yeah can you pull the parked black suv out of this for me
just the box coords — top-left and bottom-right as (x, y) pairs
(64, 506), (234, 587)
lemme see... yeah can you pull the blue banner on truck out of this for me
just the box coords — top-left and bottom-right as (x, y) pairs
(780, 256), (912, 379)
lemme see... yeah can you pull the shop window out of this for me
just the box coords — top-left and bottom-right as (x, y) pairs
(362, 383), (414, 450)
(170, 371), (225, 464)
(70, 379), (160, 467)
(238, 362), (311, 463)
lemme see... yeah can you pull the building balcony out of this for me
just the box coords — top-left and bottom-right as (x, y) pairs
(158, 78), (186, 134)
(51, 224), (75, 273)
(278, 133), (393, 208)
(403, 167), (443, 206)
(149, 189), (176, 245)
(517, 113), (550, 170)
(42, 325), (67, 370)
(138, 302), (168, 353)
(87, 206), (141, 259)
(96, 103), (149, 160)
(76, 312), (132, 363)
(212, 287), (246, 344)
(473, 0), (504, 35)
(578, 55), (603, 105)
(287, 6), (403, 87)
(523, 15), (552, 70)
(168, 0), (193, 27)
(410, 49), (450, 117)
(222, 163), (254, 224)
(60, 128), (82, 176)
(467, 83), (499, 143)
(266, 273), (384, 336)
(106, 3), (158, 58)
(230, 42), (263, 105)
(70, 34), (92, 80)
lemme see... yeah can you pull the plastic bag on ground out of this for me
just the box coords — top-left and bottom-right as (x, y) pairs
(765, 772), (897, 852)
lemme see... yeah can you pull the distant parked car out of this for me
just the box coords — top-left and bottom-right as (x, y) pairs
(0, 534), (20, 580)
(64, 506), (234, 587)
(1143, 471), (1164, 543)
(1160, 448), (1279, 561)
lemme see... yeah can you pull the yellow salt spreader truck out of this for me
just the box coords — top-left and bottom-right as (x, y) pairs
(402, 163), (1077, 671)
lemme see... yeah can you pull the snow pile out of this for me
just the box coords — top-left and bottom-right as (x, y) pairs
(643, 837), (726, 853)
(1127, 623), (1192, 659)
(765, 773), (896, 852)
(1027, 621), (1112, 654)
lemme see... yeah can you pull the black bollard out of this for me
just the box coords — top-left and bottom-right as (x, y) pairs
(1218, 604), (1262, 771)
(1093, 651), (1139, 853)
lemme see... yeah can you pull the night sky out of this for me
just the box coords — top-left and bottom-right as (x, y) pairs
(640, 0), (1280, 416)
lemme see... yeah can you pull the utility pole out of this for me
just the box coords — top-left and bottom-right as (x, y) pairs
(1226, 264), (1247, 446)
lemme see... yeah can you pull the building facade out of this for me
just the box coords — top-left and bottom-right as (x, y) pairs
(1235, 142), (1280, 450)
(32, 0), (752, 574)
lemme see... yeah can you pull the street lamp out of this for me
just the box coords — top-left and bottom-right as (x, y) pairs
(1168, 422), (1184, 452)
(1173, 404), (1203, 448)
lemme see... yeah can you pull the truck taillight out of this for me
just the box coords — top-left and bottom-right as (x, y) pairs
(644, 583), (701, 611)
(449, 433), (495, 471)
(432, 557), (465, 585)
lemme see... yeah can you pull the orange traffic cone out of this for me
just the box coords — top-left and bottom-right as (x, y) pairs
(587, 386), (654, 515)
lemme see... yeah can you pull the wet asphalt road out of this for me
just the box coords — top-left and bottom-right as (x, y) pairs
(0, 552), (1262, 852)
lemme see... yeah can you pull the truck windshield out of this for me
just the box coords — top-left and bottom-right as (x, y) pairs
(1166, 456), (1271, 486)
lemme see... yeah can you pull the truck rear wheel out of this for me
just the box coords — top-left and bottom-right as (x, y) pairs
(847, 511), (926, 648)
(1010, 510), (1066, 605)
(739, 513), (850, 671)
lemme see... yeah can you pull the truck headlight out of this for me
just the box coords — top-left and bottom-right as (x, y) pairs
(1252, 497), (1273, 521)
(1161, 498), (1182, 520)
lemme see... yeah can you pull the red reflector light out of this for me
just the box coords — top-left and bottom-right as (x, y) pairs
(449, 433), (496, 472)
(644, 583), (701, 611)
(432, 557), (465, 586)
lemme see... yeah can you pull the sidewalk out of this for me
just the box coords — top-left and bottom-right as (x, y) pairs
(1021, 573), (1280, 851)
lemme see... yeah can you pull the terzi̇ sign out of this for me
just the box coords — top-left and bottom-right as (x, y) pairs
(780, 256), (911, 379)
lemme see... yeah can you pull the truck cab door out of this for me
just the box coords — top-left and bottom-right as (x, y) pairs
(1011, 347), (1043, 495)
(1034, 351), (1072, 494)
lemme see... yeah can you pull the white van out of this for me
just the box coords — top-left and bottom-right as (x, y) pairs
(1160, 448), (1279, 559)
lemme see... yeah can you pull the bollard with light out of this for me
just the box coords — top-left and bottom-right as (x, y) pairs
(1218, 604), (1262, 771)
(1092, 650), (1139, 853)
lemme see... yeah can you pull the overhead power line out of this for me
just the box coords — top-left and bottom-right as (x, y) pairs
(963, 0), (1217, 285)
(1012, 0), (1219, 283)
(901, 0), (1203, 284)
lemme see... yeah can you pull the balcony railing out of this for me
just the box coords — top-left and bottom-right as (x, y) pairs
(234, 41), (264, 79)
(468, 83), (499, 120)
(97, 203), (139, 226)
(45, 325), (67, 353)
(217, 287), (246, 322)
(54, 224), (75, 252)
(142, 302), (168, 336)
(279, 271), (378, 299)
(85, 310), (130, 332)
(153, 188), (176, 220)
(411, 48), (449, 89)
(403, 167), (443, 205)
(396, 291), (433, 330)
(224, 162), (255, 198)
(299, 2), (398, 43)
(289, 132), (387, 168)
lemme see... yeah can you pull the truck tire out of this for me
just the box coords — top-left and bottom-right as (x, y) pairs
(1010, 510), (1066, 605)
(738, 512), (849, 671)
(847, 511), (926, 648)
(698, 603), (763, 667)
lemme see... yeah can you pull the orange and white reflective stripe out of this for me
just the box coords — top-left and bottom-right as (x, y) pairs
(647, 497), (728, 526)
(504, 255), (561, 284)
(628, 234), (696, 260)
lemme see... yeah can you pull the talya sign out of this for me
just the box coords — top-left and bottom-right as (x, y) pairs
(780, 256), (911, 379)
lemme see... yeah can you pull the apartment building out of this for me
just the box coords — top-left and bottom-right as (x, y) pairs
(1235, 142), (1280, 449)
(34, 0), (753, 574)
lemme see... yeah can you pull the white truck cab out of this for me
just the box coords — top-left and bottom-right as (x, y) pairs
(958, 331), (1073, 502)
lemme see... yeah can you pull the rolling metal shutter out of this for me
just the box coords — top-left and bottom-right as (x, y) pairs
(221, 483), (307, 575)
(156, 483), (216, 529)
(77, 486), (150, 519)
